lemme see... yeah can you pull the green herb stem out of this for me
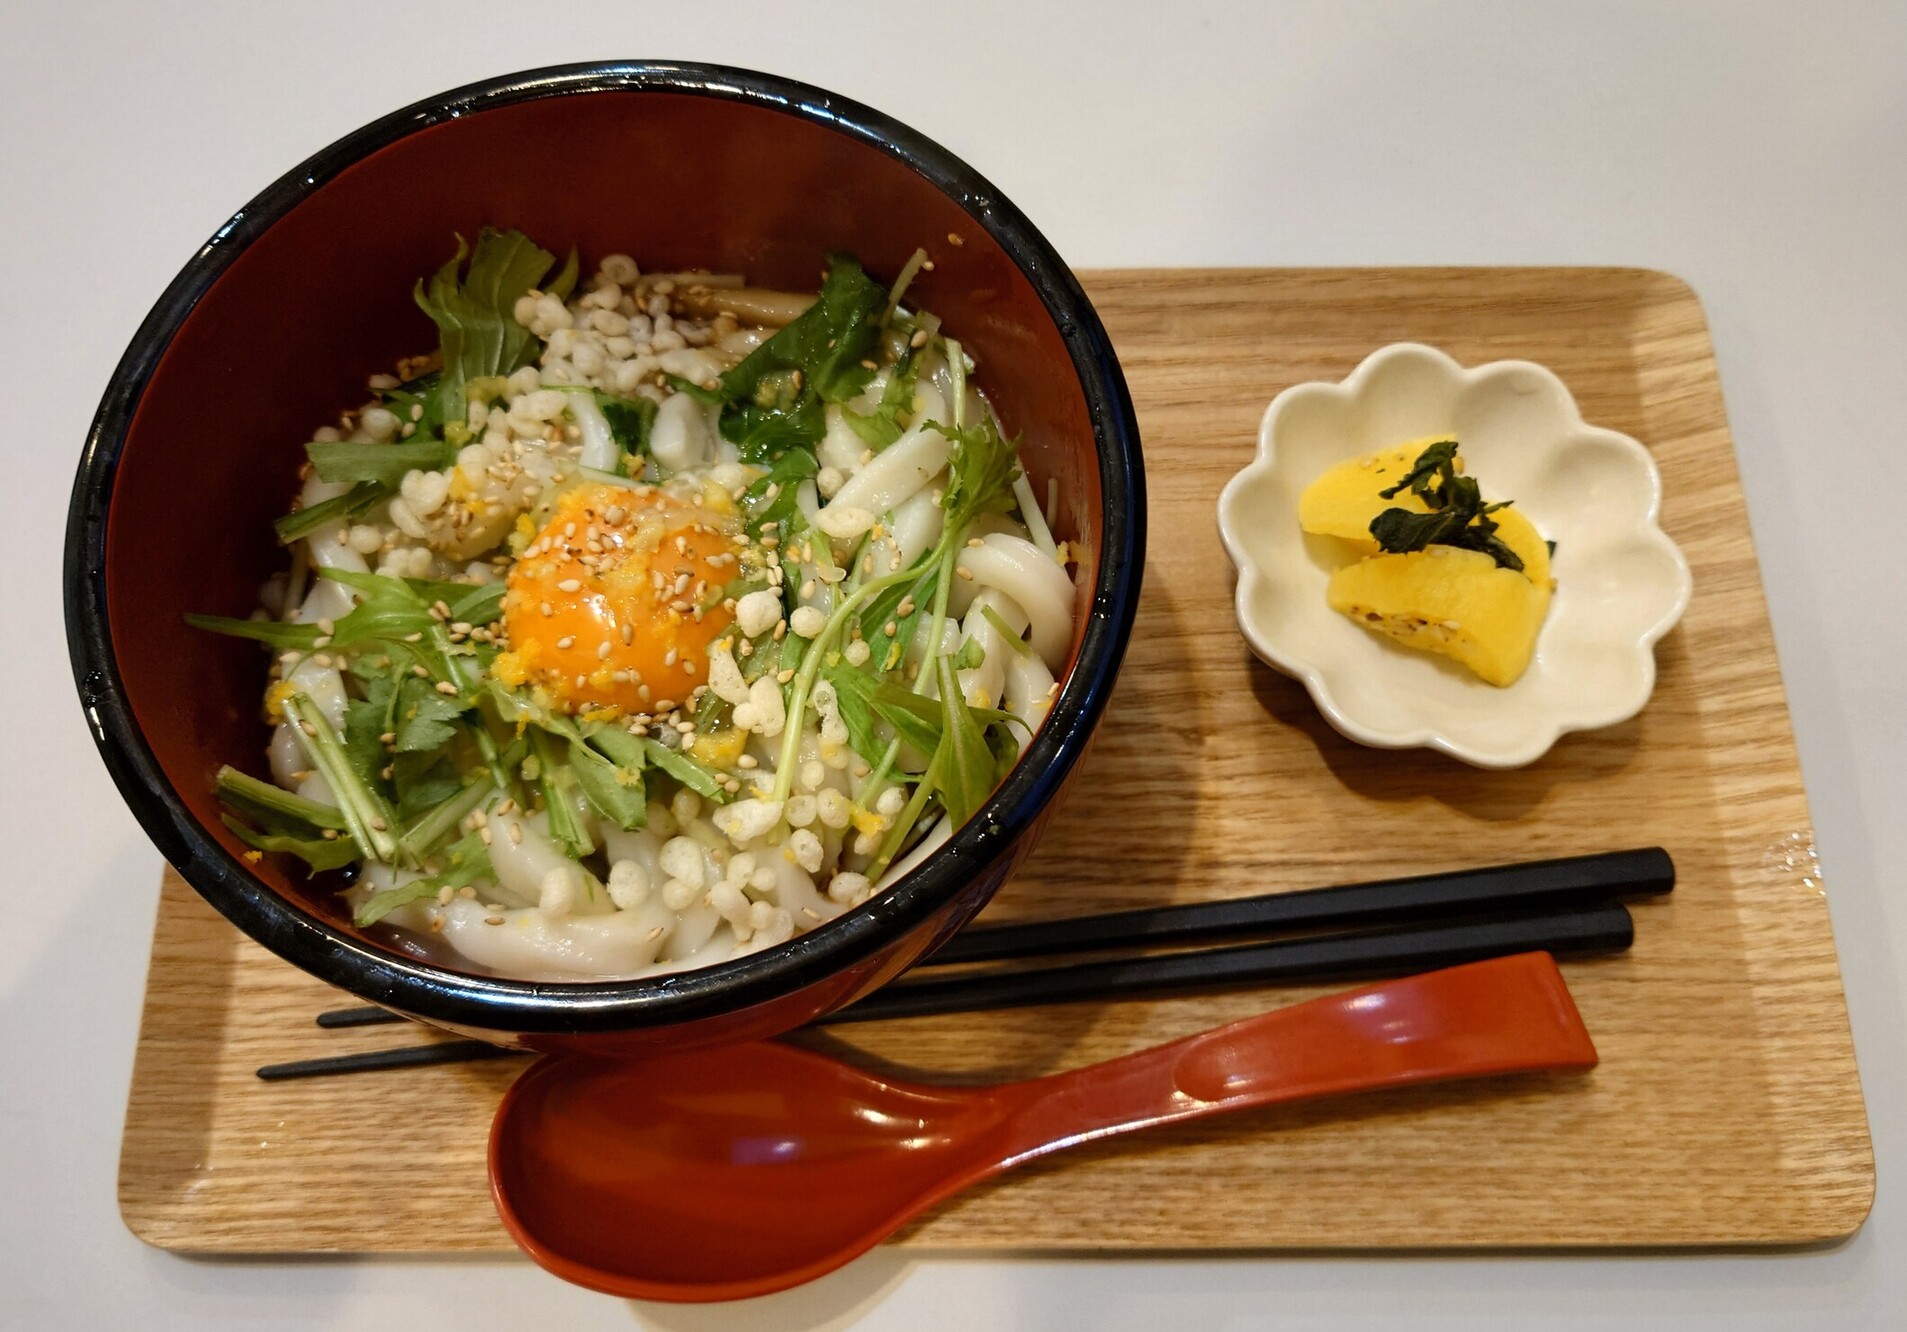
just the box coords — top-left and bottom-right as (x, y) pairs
(865, 766), (936, 881)
(769, 564), (922, 803)
(881, 248), (929, 326)
(529, 728), (594, 858)
(185, 613), (322, 651)
(215, 765), (349, 831)
(861, 736), (903, 799)
(1010, 470), (1058, 558)
(981, 603), (1036, 658)
(399, 776), (497, 861)
(281, 693), (401, 862)
(945, 338), (967, 430)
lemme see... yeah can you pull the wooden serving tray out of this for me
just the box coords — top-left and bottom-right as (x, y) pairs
(120, 268), (1874, 1254)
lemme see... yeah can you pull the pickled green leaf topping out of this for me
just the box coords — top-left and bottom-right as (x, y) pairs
(1370, 439), (1524, 572)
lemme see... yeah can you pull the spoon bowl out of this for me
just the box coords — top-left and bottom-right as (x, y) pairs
(491, 952), (1597, 1301)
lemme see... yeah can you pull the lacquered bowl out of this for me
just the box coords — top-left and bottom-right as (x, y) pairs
(64, 62), (1144, 1052)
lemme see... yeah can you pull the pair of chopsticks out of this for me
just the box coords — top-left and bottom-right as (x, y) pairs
(257, 846), (1671, 1080)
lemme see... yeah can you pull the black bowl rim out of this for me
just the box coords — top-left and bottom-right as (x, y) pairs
(63, 59), (1145, 1034)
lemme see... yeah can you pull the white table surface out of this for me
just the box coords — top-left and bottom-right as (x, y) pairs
(5, 3), (1901, 1327)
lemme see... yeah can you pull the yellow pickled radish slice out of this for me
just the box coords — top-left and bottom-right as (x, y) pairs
(1327, 546), (1551, 687)
(1479, 506), (1551, 587)
(1297, 436), (1446, 542)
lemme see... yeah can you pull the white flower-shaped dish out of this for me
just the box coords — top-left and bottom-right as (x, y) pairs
(1218, 342), (1691, 768)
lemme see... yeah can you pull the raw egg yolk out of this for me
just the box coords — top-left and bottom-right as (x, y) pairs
(497, 482), (743, 713)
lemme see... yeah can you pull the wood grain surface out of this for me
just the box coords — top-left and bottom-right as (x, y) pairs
(119, 268), (1874, 1254)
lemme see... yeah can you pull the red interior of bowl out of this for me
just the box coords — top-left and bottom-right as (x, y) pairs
(105, 89), (1101, 944)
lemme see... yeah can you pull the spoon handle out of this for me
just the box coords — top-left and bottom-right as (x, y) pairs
(993, 952), (1596, 1169)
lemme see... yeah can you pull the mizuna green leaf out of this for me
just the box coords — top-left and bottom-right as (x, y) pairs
(719, 254), (886, 406)
(413, 228), (568, 427)
(742, 450), (820, 538)
(185, 613), (322, 650)
(222, 815), (362, 873)
(354, 830), (496, 926)
(639, 738), (732, 802)
(925, 654), (996, 828)
(569, 737), (647, 831)
(305, 437), (456, 489)
(272, 481), (387, 543)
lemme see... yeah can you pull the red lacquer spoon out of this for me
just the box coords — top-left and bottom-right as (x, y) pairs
(489, 952), (1596, 1302)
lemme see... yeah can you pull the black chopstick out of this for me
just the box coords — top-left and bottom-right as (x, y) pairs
(817, 903), (1633, 1024)
(310, 846), (1673, 1030)
(257, 1039), (520, 1081)
(269, 902), (1632, 1078)
(316, 1006), (406, 1029)
(923, 847), (1672, 966)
